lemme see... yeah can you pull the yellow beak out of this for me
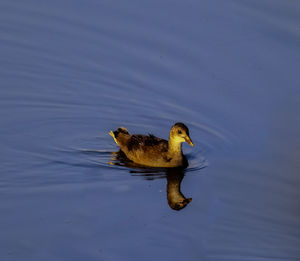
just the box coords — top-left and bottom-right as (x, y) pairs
(185, 136), (194, 147)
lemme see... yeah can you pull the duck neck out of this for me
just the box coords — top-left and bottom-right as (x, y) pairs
(168, 138), (182, 155)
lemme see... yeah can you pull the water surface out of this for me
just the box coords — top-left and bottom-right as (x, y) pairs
(0, 0), (300, 260)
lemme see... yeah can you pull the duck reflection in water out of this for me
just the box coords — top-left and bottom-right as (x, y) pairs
(166, 167), (192, 210)
(110, 151), (192, 211)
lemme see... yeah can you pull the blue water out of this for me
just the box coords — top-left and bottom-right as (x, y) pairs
(0, 0), (300, 260)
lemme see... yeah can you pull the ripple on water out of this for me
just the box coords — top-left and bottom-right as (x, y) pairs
(51, 123), (217, 181)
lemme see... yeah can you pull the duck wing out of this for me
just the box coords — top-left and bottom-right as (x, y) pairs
(121, 134), (173, 167)
(126, 134), (168, 153)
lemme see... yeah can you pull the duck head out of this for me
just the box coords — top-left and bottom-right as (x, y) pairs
(170, 123), (194, 147)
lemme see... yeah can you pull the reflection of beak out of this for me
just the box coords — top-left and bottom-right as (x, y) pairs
(185, 136), (194, 147)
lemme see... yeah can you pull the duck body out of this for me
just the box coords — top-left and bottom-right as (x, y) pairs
(109, 123), (193, 168)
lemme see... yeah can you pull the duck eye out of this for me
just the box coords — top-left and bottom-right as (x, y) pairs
(177, 130), (182, 135)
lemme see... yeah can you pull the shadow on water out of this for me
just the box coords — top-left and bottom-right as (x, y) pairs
(110, 150), (205, 211)
(55, 141), (206, 210)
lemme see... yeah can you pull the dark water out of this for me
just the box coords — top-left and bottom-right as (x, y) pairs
(1, 0), (300, 260)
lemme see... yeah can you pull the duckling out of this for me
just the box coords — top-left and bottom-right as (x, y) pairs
(109, 123), (193, 168)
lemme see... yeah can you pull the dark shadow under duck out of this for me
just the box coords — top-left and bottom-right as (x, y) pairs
(166, 169), (192, 210)
(109, 123), (194, 168)
(110, 150), (192, 211)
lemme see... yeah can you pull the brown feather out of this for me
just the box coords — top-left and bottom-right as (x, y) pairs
(109, 123), (192, 168)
